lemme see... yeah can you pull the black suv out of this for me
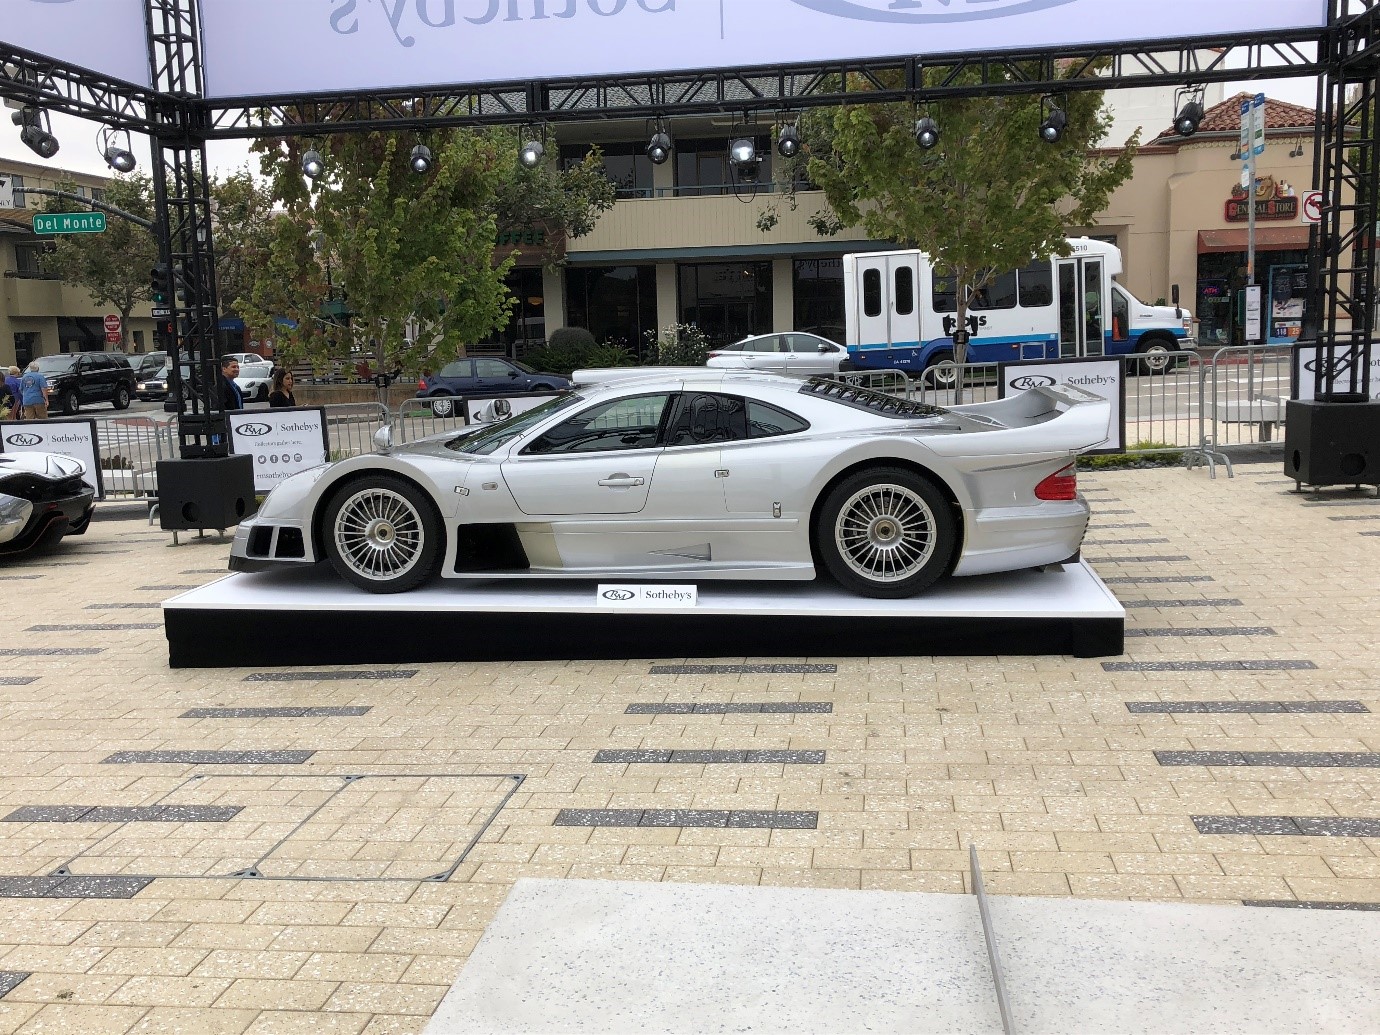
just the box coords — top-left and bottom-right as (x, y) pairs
(31, 353), (136, 414)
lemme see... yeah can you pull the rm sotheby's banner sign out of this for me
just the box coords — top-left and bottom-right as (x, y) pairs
(227, 408), (329, 493)
(194, 0), (1329, 99)
(0, 418), (104, 498)
(998, 356), (1125, 455)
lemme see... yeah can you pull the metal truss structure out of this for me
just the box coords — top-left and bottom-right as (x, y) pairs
(0, 1), (1374, 456)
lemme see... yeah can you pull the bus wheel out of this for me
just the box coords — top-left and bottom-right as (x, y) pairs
(1134, 339), (1175, 374)
(922, 351), (957, 388)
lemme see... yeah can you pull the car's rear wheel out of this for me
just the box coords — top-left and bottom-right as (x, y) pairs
(113, 385), (131, 410)
(922, 351), (957, 388)
(815, 467), (956, 598)
(322, 475), (441, 593)
(429, 396), (454, 418)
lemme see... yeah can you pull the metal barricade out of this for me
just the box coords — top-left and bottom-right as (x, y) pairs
(1122, 352), (1202, 454)
(392, 395), (469, 444)
(97, 414), (175, 499)
(828, 368), (916, 399)
(911, 361), (1003, 406)
(322, 402), (391, 460)
(1186, 345), (1293, 480)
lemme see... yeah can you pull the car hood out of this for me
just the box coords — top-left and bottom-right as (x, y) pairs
(0, 452), (86, 481)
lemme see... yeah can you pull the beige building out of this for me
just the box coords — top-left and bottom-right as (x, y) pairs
(0, 158), (159, 368)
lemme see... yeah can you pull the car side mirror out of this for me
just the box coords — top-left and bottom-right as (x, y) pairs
(817, 344), (830, 353)
(509, 370), (520, 378)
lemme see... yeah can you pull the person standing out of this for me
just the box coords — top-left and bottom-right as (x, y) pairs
(19, 361), (48, 420)
(214, 355), (244, 411)
(2, 366), (21, 419)
(267, 368), (297, 408)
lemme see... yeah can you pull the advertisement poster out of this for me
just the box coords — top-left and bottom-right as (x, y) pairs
(1267, 264), (1308, 344)
(227, 407), (329, 493)
(1292, 345), (1380, 401)
(0, 418), (104, 499)
(463, 392), (564, 425)
(997, 356), (1125, 454)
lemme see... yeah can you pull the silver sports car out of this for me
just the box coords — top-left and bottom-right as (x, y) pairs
(229, 370), (1110, 598)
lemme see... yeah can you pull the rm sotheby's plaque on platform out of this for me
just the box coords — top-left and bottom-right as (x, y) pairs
(597, 585), (699, 609)
(227, 407), (330, 493)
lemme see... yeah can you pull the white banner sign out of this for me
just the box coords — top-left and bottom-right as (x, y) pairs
(197, 0), (1330, 99)
(463, 392), (563, 425)
(0, 418), (103, 498)
(227, 407), (329, 493)
(1293, 345), (1380, 401)
(596, 584), (698, 608)
(999, 356), (1124, 454)
(4, 0), (152, 88)
(1245, 284), (1264, 343)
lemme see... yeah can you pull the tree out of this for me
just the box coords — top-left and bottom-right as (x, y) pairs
(774, 68), (1137, 375)
(208, 169), (279, 323)
(39, 175), (158, 351)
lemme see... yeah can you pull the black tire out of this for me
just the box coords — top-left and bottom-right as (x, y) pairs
(322, 474), (442, 593)
(815, 466), (957, 598)
(429, 396), (454, 418)
(922, 351), (957, 388)
(112, 385), (131, 410)
(60, 390), (80, 416)
(1133, 338), (1177, 374)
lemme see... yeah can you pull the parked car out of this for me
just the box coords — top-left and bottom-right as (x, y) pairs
(230, 369), (1109, 597)
(129, 351), (168, 380)
(706, 332), (855, 378)
(234, 360), (275, 404)
(420, 357), (570, 417)
(0, 452), (95, 556)
(136, 360), (172, 401)
(221, 352), (265, 367)
(31, 353), (136, 414)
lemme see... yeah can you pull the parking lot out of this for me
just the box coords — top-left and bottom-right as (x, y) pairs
(0, 459), (1376, 1032)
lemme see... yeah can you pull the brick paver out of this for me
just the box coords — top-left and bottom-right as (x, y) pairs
(0, 463), (1375, 1032)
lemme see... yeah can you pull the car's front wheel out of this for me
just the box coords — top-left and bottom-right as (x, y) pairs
(815, 467), (956, 598)
(59, 390), (80, 415)
(322, 475), (442, 593)
(1133, 338), (1177, 374)
(113, 385), (131, 410)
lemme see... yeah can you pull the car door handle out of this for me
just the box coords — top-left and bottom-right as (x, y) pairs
(598, 475), (645, 488)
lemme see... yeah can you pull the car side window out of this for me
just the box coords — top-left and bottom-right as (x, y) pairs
(437, 360), (471, 378)
(787, 335), (824, 354)
(524, 393), (671, 455)
(475, 359), (510, 377)
(665, 393), (749, 446)
(747, 400), (810, 439)
(744, 337), (779, 353)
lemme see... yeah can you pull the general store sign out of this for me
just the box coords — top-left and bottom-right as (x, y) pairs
(1225, 178), (1300, 222)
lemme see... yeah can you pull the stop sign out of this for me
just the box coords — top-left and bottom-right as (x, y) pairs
(103, 314), (121, 333)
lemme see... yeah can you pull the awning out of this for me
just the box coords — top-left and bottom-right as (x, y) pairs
(218, 316), (245, 332)
(1198, 227), (1310, 253)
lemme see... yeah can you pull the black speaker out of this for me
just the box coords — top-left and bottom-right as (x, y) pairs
(156, 454), (258, 531)
(1284, 399), (1380, 486)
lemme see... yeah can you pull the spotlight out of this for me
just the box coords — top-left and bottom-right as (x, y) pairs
(13, 108), (58, 159)
(301, 148), (324, 179)
(1174, 99), (1204, 138)
(410, 143), (433, 174)
(728, 137), (760, 181)
(103, 146), (135, 172)
(1290, 142), (1305, 158)
(776, 123), (800, 158)
(518, 139), (544, 169)
(646, 130), (672, 165)
(913, 116), (939, 150)
(1039, 100), (1066, 144)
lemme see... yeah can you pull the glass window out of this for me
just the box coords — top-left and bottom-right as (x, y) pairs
(526, 393), (671, 455)
(565, 265), (657, 361)
(438, 360), (472, 378)
(862, 268), (882, 318)
(971, 270), (1017, 310)
(9, 174), (24, 208)
(788, 334), (828, 354)
(932, 273), (957, 313)
(894, 266), (914, 315)
(14, 242), (43, 277)
(1111, 285), (1130, 341)
(675, 138), (772, 197)
(475, 359), (512, 377)
(665, 393), (748, 446)
(792, 258), (844, 339)
(448, 394), (581, 456)
(677, 262), (772, 349)
(1018, 262), (1054, 308)
(743, 336), (781, 353)
(747, 400), (810, 438)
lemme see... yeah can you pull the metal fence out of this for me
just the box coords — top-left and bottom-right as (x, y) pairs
(323, 402), (390, 460)
(392, 395), (469, 444)
(97, 417), (175, 499)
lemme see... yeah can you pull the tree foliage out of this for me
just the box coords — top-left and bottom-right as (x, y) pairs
(208, 169), (278, 321)
(772, 67), (1137, 365)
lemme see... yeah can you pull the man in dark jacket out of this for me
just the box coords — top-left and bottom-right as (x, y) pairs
(215, 356), (244, 411)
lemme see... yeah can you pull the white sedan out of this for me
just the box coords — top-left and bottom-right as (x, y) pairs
(229, 369), (1108, 598)
(706, 332), (854, 377)
(234, 360), (275, 404)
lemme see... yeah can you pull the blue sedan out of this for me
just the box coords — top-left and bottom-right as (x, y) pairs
(421, 357), (570, 417)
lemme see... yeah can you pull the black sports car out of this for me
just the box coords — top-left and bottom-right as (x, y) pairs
(0, 453), (95, 555)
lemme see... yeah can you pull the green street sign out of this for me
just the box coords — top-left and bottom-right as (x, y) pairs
(33, 211), (106, 235)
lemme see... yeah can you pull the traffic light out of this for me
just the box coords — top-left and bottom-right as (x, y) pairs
(149, 263), (171, 304)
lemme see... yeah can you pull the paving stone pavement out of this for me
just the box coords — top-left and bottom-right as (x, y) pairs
(0, 462), (1376, 1033)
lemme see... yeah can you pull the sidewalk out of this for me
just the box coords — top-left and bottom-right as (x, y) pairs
(0, 460), (1375, 1034)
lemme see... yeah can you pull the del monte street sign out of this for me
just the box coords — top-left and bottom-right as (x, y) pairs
(33, 212), (106, 235)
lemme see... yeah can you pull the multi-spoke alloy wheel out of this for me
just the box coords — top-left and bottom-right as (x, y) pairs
(816, 467), (956, 598)
(323, 475), (441, 592)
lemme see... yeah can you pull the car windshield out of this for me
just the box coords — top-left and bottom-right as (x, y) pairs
(33, 356), (76, 374)
(444, 393), (580, 456)
(514, 360), (537, 374)
(239, 363), (273, 377)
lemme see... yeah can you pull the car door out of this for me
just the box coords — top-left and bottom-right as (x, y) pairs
(748, 335), (790, 374)
(474, 358), (521, 394)
(784, 334), (841, 377)
(499, 392), (672, 516)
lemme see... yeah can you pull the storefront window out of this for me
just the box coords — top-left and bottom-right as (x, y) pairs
(1196, 250), (1307, 347)
(476, 267), (546, 358)
(793, 258), (844, 341)
(678, 262), (773, 347)
(565, 266), (657, 360)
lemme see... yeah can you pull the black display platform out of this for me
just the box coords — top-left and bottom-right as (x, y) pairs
(163, 564), (1124, 668)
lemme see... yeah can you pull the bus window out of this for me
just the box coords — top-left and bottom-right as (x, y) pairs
(1018, 263), (1053, 308)
(933, 274), (957, 313)
(1111, 285), (1130, 342)
(970, 269), (1017, 310)
(894, 266), (914, 315)
(863, 268), (882, 317)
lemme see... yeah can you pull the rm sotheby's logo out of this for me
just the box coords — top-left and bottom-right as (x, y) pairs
(1009, 374), (1057, 391)
(601, 589), (636, 601)
(5, 433), (43, 447)
(786, 0), (1075, 23)
(234, 423), (272, 438)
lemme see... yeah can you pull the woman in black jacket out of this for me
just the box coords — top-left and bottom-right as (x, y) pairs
(268, 368), (297, 408)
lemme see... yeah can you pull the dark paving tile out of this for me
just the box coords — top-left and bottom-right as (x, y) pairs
(553, 809), (645, 827)
(624, 703), (698, 714)
(1129, 701), (1366, 714)
(27, 623), (161, 631)
(1244, 900), (1380, 910)
(1327, 515), (1380, 521)
(649, 664), (838, 674)
(1155, 751), (1250, 766)
(48, 876), (153, 899)
(640, 809), (729, 828)
(1244, 752), (1380, 768)
(1083, 538), (1171, 546)
(1103, 661), (1317, 672)
(1084, 555), (1192, 563)
(624, 702), (833, 715)
(243, 670), (417, 682)
(727, 810), (819, 829)
(180, 569), (226, 574)
(0, 877), (65, 897)
(83, 603), (161, 610)
(592, 749), (674, 763)
(0, 648), (104, 656)
(669, 750), (748, 763)
(759, 702), (833, 713)
(1281, 700), (1370, 713)
(136, 585), (201, 591)
(0, 575), (42, 581)
(1294, 817), (1380, 838)
(0, 972), (30, 999)
(1121, 599), (1242, 609)
(743, 750), (827, 764)
(1100, 575), (1215, 584)
(2, 806), (97, 823)
(554, 808), (818, 829)
(1362, 531), (1380, 537)
(101, 750), (315, 765)
(180, 706), (373, 718)
(1192, 815), (1302, 835)
(696, 703), (763, 713)
(1089, 522), (1153, 529)
(81, 805), (242, 823)
(1091, 509), (1136, 514)
(0, 677), (37, 685)
(1124, 627), (1274, 638)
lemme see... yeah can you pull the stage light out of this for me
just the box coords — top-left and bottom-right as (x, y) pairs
(777, 123), (801, 158)
(1039, 99), (1066, 144)
(1174, 99), (1204, 138)
(518, 139), (544, 168)
(301, 148), (324, 179)
(410, 143), (433, 174)
(646, 130), (672, 164)
(914, 116), (939, 150)
(12, 108), (58, 159)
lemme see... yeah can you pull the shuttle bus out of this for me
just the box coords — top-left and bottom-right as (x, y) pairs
(843, 238), (1194, 381)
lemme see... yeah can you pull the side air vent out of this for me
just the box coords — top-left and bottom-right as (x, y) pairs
(799, 376), (947, 420)
(276, 527), (305, 558)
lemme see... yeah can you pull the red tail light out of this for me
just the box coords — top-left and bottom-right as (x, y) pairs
(1035, 463), (1078, 501)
